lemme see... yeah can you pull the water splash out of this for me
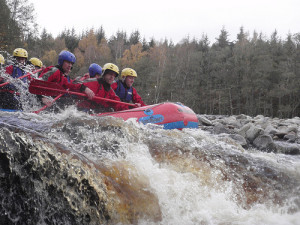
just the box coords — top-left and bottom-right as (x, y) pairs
(0, 104), (300, 224)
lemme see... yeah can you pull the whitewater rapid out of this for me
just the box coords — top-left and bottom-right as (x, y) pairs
(1, 109), (300, 225)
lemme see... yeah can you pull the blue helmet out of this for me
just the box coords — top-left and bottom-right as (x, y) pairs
(89, 63), (102, 78)
(58, 50), (76, 66)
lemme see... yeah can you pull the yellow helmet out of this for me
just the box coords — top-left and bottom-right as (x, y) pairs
(121, 68), (137, 78)
(13, 48), (28, 58)
(0, 54), (4, 64)
(102, 63), (119, 77)
(29, 57), (43, 68)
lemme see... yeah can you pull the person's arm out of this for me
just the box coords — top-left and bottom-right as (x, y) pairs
(5, 65), (13, 75)
(132, 87), (146, 106)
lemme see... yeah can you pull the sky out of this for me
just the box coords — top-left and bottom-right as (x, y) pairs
(30, 0), (299, 44)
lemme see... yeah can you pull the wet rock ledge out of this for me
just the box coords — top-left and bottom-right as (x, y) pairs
(0, 127), (161, 225)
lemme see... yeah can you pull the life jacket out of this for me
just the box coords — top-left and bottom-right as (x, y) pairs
(12, 66), (26, 80)
(114, 80), (133, 103)
(1, 65), (26, 91)
(39, 65), (57, 79)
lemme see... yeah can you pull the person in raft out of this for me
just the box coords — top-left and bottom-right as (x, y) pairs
(39, 50), (94, 109)
(76, 63), (128, 113)
(111, 68), (146, 108)
(0, 48), (29, 110)
(28, 57), (45, 77)
(0, 54), (5, 69)
(73, 63), (102, 83)
(28, 57), (44, 70)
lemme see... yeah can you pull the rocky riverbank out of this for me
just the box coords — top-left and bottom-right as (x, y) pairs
(197, 114), (300, 155)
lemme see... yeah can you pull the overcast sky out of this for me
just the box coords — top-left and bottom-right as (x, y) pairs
(30, 0), (299, 44)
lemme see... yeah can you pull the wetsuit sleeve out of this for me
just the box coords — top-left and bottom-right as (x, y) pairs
(132, 87), (146, 106)
(5, 65), (13, 75)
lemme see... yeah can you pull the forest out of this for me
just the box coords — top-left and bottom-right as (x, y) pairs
(1, 0), (300, 118)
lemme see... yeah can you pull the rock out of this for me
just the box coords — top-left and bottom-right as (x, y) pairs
(0, 127), (162, 224)
(264, 124), (279, 136)
(237, 123), (252, 138)
(229, 134), (248, 147)
(253, 135), (276, 152)
(197, 114), (300, 155)
(245, 124), (264, 143)
(274, 141), (300, 155)
(197, 115), (213, 126)
(287, 125), (298, 134)
(253, 115), (271, 129)
(275, 126), (289, 139)
(283, 132), (297, 143)
(286, 117), (300, 125)
(221, 116), (242, 128)
(236, 114), (250, 120)
(212, 122), (234, 135)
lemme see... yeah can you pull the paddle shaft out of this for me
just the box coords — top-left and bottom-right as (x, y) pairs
(33, 94), (63, 114)
(30, 85), (137, 107)
(0, 68), (43, 88)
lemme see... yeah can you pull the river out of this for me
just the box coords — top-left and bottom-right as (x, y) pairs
(1, 108), (300, 225)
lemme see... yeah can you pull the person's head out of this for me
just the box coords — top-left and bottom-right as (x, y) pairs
(121, 68), (137, 88)
(13, 48), (28, 65)
(0, 54), (4, 66)
(89, 63), (102, 78)
(29, 57), (43, 70)
(102, 63), (119, 85)
(58, 50), (76, 75)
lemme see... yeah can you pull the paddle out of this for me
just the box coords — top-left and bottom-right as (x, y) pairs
(0, 68), (43, 88)
(29, 79), (137, 107)
(33, 94), (63, 114)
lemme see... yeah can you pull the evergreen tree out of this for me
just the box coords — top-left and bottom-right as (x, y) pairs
(58, 28), (79, 52)
(216, 26), (230, 48)
(95, 26), (106, 44)
(0, 0), (22, 52)
(129, 30), (141, 46)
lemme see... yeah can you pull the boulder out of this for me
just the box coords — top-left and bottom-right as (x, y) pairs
(197, 115), (213, 126)
(212, 122), (234, 135)
(253, 135), (276, 152)
(244, 124), (264, 143)
(229, 134), (248, 147)
(283, 132), (297, 143)
(274, 142), (300, 155)
(264, 124), (279, 136)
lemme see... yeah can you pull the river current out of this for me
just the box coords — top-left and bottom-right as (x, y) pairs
(1, 108), (300, 225)
(0, 68), (300, 224)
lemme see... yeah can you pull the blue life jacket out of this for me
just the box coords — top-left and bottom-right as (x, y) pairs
(5, 66), (26, 91)
(115, 80), (133, 103)
(12, 66), (26, 81)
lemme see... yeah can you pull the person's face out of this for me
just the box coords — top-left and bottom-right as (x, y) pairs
(62, 60), (73, 75)
(16, 57), (26, 65)
(125, 76), (135, 87)
(103, 71), (116, 84)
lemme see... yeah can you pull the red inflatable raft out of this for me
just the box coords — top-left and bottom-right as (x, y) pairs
(96, 102), (199, 130)
(27, 79), (199, 130)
